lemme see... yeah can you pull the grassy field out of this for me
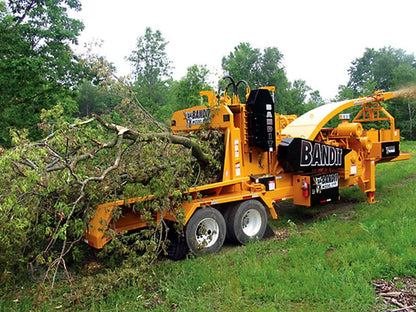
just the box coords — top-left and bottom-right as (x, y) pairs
(2, 141), (416, 311)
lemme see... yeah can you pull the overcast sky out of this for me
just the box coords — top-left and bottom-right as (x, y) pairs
(74, 0), (416, 100)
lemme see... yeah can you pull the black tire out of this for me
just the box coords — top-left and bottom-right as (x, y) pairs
(226, 199), (267, 245)
(166, 228), (189, 260)
(185, 208), (226, 255)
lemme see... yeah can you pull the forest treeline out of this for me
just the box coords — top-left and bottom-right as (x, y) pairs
(1, 0), (416, 148)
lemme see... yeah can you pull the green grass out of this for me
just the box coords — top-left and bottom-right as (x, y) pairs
(2, 141), (416, 311)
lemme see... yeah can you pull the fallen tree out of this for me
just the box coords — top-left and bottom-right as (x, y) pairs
(0, 92), (223, 287)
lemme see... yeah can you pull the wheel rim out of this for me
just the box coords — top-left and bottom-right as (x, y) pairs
(195, 217), (219, 248)
(241, 208), (262, 237)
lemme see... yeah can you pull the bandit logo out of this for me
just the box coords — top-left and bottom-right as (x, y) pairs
(300, 140), (343, 167)
(184, 108), (211, 128)
(277, 138), (350, 171)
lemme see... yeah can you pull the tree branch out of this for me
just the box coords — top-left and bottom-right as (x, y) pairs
(92, 113), (211, 165)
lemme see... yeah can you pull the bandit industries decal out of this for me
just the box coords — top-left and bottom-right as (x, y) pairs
(313, 173), (339, 190)
(184, 108), (211, 128)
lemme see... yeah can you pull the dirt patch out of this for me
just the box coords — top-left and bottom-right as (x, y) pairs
(314, 198), (360, 221)
(273, 227), (290, 241)
(374, 277), (416, 311)
(273, 197), (361, 224)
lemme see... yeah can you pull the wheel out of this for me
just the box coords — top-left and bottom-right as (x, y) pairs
(166, 227), (189, 260)
(185, 208), (226, 255)
(226, 200), (267, 245)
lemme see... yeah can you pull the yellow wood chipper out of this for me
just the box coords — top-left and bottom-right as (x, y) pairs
(84, 76), (410, 258)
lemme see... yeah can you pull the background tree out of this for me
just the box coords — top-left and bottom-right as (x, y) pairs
(344, 47), (416, 95)
(76, 81), (121, 117)
(338, 47), (416, 139)
(170, 64), (212, 112)
(307, 90), (326, 107)
(0, 0), (86, 146)
(286, 79), (312, 115)
(221, 43), (262, 84)
(222, 43), (322, 114)
(128, 27), (172, 122)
